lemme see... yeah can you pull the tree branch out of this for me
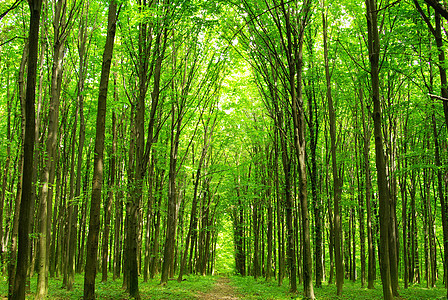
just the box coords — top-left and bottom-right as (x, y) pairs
(0, 0), (23, 21)
(428, 93), (448, 101)
(423, 0), (448, 21)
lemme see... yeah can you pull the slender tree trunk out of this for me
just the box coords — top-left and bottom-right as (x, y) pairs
(64, 105), (78, 290)
(266, 151), (273, 282)
(323, 5), (343, 295)
(36, 0), (67, 296)
(253, 192), (260, 279)
(150, 178), (163, 279)
(365, 0), (393, 298)
(305, 47), (322, 288)
(274, 130), (283, 286)
(113, 106), (124, 282)
(83, 2), (118, 298)
(178, 130), (210, 281)
(360, 91), (375, 289)
(400, 164), (408, 288)
(11, 0), (42, 298)
(414, 3), (448, 291)
(355, 122), (366, 287)
(386, 120), (399, 296)
(161, 104), (182, 284)
(66, 2), (88, 286)
(0, 63), (12, 271)
(294, 51), (314, 300)
(102, 112), (116, 282)
(76, 142), (91, 274)
(233, 178), (246, 276)
(281, 0), (313, 295)
(409, 170), (418, 283)
(9, 33), (28, 296)
(434, 12), (448, 293)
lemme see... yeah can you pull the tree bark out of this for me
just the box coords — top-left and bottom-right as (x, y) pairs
(0, 62), (12, 272)
(101, 112), (116, 282)
(305, 40), (322, 288)
(36, 0), (67, 296)
(11, 0), (42, 298)
(360, 90), (375, 289)
(323, 4), (343, 295)
(355, 117), (366, 287)
(178, 125), (212, 281)
(365, 0), (393, 298)
(161, 103), (182, 284)
(83, 2), (118, 298)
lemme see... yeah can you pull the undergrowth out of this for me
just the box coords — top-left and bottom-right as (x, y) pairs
(0, 273), (446, 299)
(0, 273), (216, 299)
(230, 275), (447, 299)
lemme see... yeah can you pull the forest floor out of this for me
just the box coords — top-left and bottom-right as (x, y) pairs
(0, 274), (447, 299)
(196, 276), (240, 299)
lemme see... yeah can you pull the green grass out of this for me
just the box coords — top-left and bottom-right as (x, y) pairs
(0, 273), (446, 299)
(0, 273), (216, 299)
(230, 276), (448, 299)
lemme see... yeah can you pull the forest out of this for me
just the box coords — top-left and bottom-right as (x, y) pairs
(1, 0), (448, 299)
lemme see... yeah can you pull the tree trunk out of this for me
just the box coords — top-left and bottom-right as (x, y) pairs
(323, 5), (343, 295)
(305, 45), (322, 288)
(0, 62), (13, 272)
(113, 108), (124, 282)
(253, 196), (260, 280)
(365, 0), (393, 298)
(360, 90), (375, 289)
(414, 2), (448, 292)
(283, 0), (313, 295)
(11, 0), (42, 298)
(178, 128), (211, 281)
(36, 0), (67, 296)
(83, 2), (118, 298)
(356, 122), (366, 287)
(66, 2), (88, 285)
(233, 179), (246, 276)
(102, 112), (116, 282)
(161, 104), (182, 284)
(400, 162), (408, 288)
(266, 152), (273, 282)
(150, 177), (163, 279)
(76, 142), (91, 274)
(409, 170), (418, 283)
(434, 11), (448, 293)
(64, 104), (78, 291)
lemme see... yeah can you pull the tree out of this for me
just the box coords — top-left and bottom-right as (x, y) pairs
(83, 2), (119, 298)
(36, 0), (72, 296)
(365, 0), (393, 298)
(322, 2), (344, 295)
(10, 0), (42, 298)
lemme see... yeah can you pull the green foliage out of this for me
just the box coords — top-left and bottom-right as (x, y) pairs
(214, 216), (235, 274)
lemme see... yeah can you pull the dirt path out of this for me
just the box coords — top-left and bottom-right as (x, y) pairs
(196, 277), (240, 300)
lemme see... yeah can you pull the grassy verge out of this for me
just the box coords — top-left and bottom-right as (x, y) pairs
(230, 276), (447, 299)
(1, 273), (446, 299)
(0, 273), (216, 299)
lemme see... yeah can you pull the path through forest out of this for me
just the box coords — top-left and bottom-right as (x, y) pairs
(196, 277), (240, 300)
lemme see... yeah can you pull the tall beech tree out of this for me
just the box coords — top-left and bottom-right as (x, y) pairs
(365, 0), (393, 298)
(83, 2), (119, 299)
(322, 2), (344, 295)
(36, 0), (73, 297)
(11, 0), (42, 298)
(413, 1), (448, 292)
(124, 0), (167, 294)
